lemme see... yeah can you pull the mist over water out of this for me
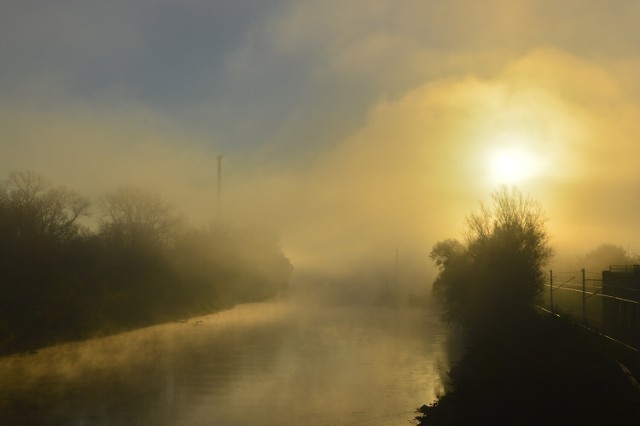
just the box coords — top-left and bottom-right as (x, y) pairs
(0, 296), (449, 426)
(7, 3), (637, 424)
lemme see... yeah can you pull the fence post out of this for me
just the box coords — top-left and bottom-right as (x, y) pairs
(582, 268), (586, 323)
(550, 269), (554, 314)
(636, 273), (640, 372)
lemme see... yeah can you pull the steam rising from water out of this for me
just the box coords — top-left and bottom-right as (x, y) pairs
(0, 299), (449, 426)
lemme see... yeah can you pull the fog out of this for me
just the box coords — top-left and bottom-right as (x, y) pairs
(3, 2), (640, 282)
(0, 299), (451, 425)
(5, 51), (640, 285)
(2, 1), (640, 423)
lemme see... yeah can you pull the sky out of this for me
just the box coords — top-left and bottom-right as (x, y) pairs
(3, 0), (640, 280)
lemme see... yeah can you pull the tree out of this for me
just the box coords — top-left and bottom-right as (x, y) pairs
(0, 171), (91, 351)
(0, 170), (90, 242)
(580, 244), (630, 273)
(0, 171), (295, 355)
(170, 222), (293, 310)
(430, 239), (465, 271)
(431, 186), (552, 331)
(100, 185), (181, 247)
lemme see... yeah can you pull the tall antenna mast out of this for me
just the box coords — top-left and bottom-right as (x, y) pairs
(216, 155), (223, 219)
(395, 248), (399, 289)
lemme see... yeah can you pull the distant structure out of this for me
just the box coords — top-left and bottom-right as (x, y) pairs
(601, 264), (640, 347)
(216, 155), (223, 219)
(395, 248), (399, 288)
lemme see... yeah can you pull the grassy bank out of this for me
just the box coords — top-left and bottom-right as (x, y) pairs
(416, 313), (640, 425)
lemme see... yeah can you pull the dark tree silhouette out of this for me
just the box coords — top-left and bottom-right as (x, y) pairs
(431, 186), (552, 331)
(0, 170), (90, 242)
(0, 171), (91, 350)
(420, 189), (640, 426)
(0, 171), (293, 355)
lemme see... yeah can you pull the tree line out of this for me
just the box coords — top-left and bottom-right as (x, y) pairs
(0, 171), (293, 354)
(417, 187), (640, 424)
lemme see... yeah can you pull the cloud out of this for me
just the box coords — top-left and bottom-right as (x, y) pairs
(4, 47), (639, 272)
(223, 48), (640, 272)
(3, 1), (640, 276)
(0, 102), (223, 227)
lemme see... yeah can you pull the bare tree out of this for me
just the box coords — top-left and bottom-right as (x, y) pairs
(100, 185), (181, 246)
(0, 171), (90, 241)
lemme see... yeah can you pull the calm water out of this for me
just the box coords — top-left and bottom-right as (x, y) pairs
(0, 299), (449, 426)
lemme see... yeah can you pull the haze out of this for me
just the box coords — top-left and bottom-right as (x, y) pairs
(3, 1), (640, 281)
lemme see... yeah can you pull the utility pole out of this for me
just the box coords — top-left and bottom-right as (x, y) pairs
(216, 155), (223, 219)
(395, 248), (399, 290)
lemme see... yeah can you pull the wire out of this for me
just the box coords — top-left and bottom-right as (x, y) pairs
(545, 285), (639, 305)
(554, 276), (576, 290)
(533, 305), (639, 353)
(585, 288), (602, 299)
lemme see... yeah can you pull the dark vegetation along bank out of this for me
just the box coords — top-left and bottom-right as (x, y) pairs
(417, 187), (640, 425)
(0, 171), (293, 355)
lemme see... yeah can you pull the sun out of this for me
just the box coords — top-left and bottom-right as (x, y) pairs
(486, 135), (542, 185)
(489, 147), (535, 183)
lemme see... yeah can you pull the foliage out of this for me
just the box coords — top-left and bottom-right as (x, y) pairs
(171, 224), (293, 310)
(100, 185), (182, 248)
(0, 171), (292, 354)
(580, 243), (631, 273)
(0, 170), (90, 242)
(422, 188), (640, 425)
(430, 186), (552, 331)
(416, 314), (640, 425)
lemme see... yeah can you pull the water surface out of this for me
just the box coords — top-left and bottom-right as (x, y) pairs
(0, 300), (448, 425)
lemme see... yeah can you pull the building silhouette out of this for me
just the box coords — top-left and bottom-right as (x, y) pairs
(601, 265), (640, 348)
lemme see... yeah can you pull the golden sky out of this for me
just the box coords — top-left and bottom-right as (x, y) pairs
(2, 1), (640, 276)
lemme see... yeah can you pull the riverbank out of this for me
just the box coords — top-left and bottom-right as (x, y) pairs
(0, 297), (244, 357)
(0, 174), (293, 357)
(416, 312), (640, 425)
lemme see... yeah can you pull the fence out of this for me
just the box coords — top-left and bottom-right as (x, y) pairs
(540, 267), (640, 363)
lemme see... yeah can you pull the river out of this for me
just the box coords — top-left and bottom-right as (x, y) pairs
(0, 299), (449, 426)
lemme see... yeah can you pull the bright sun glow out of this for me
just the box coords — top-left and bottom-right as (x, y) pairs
(487, 134), (542, 184)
